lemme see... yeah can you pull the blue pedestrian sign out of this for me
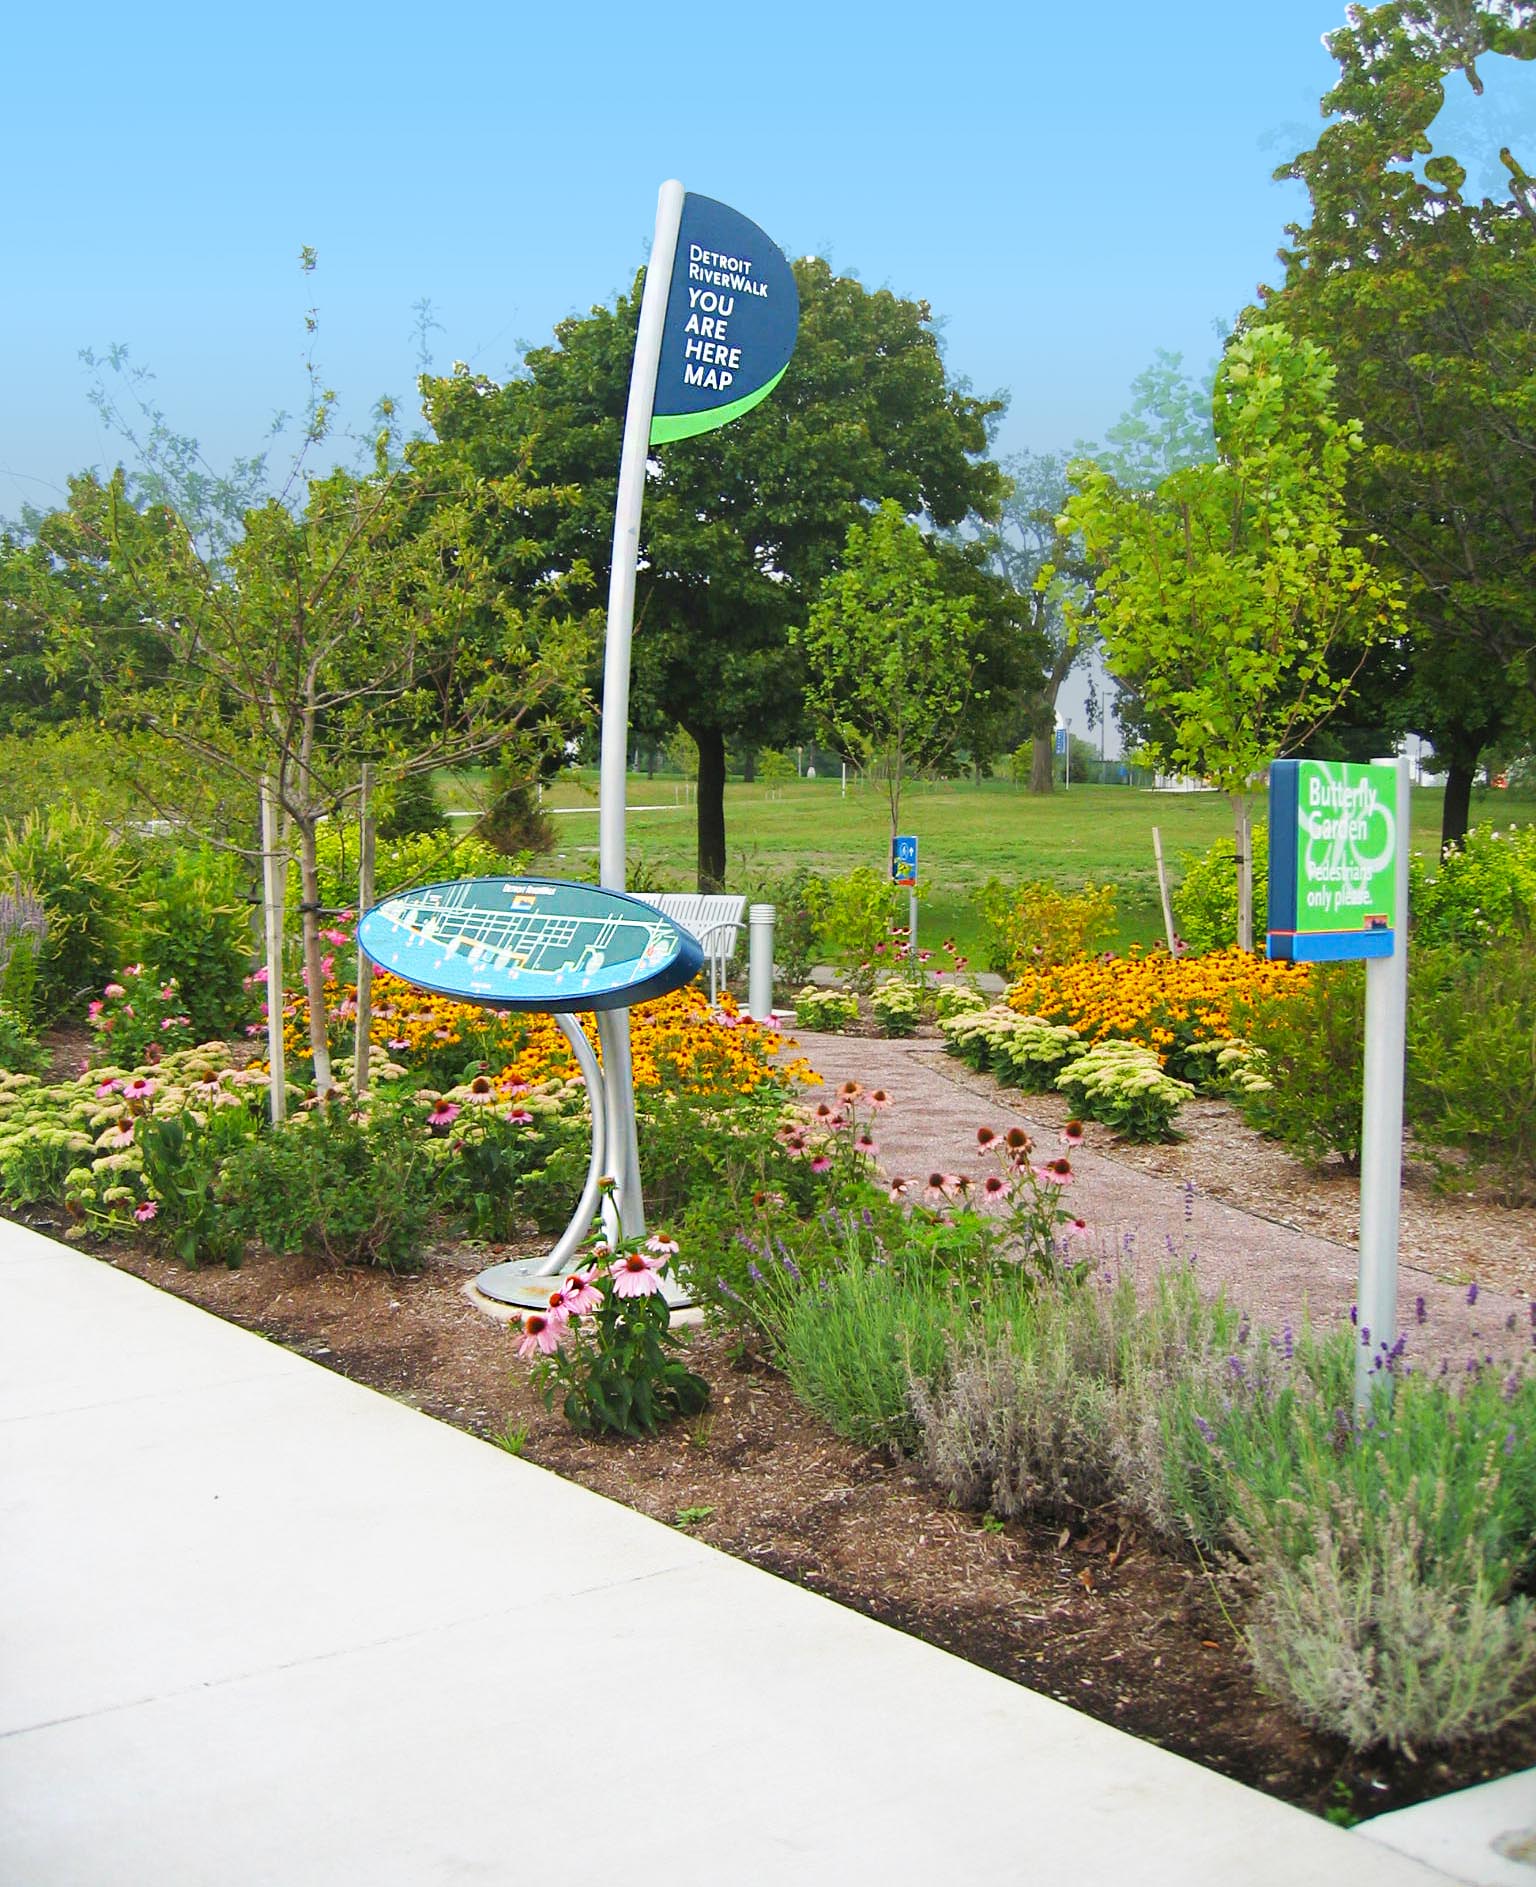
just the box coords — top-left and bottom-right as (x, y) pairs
(1054, 726), (1067, 756)
(891, 836), (918, 888)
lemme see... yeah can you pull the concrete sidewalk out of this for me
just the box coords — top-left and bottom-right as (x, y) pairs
(0, 1221), (1461, 1886)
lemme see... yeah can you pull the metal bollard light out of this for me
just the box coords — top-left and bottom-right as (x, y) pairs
(747, 903), (775, 1020)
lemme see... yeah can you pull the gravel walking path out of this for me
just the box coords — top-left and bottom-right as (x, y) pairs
(789, 1028), (1532, 1369)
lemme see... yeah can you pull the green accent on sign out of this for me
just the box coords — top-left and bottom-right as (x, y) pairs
(1287, 760), (1399, 940)
(649, 366), (787, 445)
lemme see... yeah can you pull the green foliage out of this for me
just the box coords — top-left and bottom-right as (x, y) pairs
(0, 1008), (47, 1075)
(374, 769), (446, 839)
(1173, 825), (1270, 956)
(735, 863), (824, 988)
(1062, 326), (1401, 799)
(529, 1239), (709, 1439)
(939, 1007), (1083, 1089)
(790, 986), (860, 1032)
(220, 1104), (433, 1271)
(0, 877), (47, 1030)
(804, 866), (903, 988)
(308, 822), (517, 914)
(1265, 6), (1536, 849)
(127, 844), (256, 1039)
(1234, 963), (1366, 1169)
(974, 877), (1117, 974)
(870, 977), (923, 1037)
(0, 806), (133, 1022)
(1055, 1040), (1194, 1141)
(794, 501), (989, 840)
(136, 1111), (248, 1269)
(1410, 820), (1536, 948)
(86, 964), (196, 1067)
(932, 981), (988, 1021)
(1407, 942), (1536, 1202)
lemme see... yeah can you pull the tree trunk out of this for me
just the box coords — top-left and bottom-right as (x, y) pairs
(296, 820), (334, 1097)
(1232, 793), (1254, 954)
(694, 725), (728, 891)
(1440, 754), (1477, 855)
(1030, 733), (1055, 795)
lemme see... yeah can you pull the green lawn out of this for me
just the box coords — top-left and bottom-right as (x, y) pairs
(446, 769), (1459, 958)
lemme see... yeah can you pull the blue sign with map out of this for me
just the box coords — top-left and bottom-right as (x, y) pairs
(891, 835), (918, 887)
(358, 878), (705, 1013)
(650, 194), (799, 446)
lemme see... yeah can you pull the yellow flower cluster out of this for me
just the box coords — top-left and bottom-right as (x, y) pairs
(1006, 947), (1306, 1057)
(279, 975), (814, 1098)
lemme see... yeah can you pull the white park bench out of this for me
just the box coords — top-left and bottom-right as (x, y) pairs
(650, 893), (747, 1005)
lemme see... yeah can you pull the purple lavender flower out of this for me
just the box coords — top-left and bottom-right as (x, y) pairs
(1281, 1324), (1295, 1362)
(747, 1262), (762, 1285)
(1467, 1282), (1480, 1307)
(1226, 1356), (1246, 1383)
(1194, 1416), (1216, 1444)
(1350, 1304), (1359, 1327)
(1505, 1429), (1518, 1457)
(1415, 1295), (1427, 1326)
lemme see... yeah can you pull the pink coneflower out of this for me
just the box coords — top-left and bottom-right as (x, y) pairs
(810, 1154), (833, 1174)
(1034, 1158), (1073, 1188)
(503, 1107), (534, 1126)
(87, 1001), (104, 1020)
(426, 1102), (461, 1128)
(95, 1079), (121, 1099)
(888, 1177), (910, 1201)
(854, 1134), (878, 1157)
(976, 1126), (997, 1148)
(516, 1312), (564, 1358)
(123, 1076), (157, 1103)
(389, 1037), (410, 1051)
(544, 1286), (573, 1325)
(319, 954), (335, 980)
(102, 1120), (136, 1149)
(1061, 1120), (1085, 1147)
(838, 1081), (863, 1102)
(867, 1089), (891, 1111)
(103, 983), (126, 1000)
(646, 1232), (679, 1258)
(982, 1173), (1010, 1200)
(465, 1075), (496, 1103)
(612, 1251), (664, 1297)
(563, 1271), (604, 1315)
(924, 1173), (951, 1204)
(159, 983), (176, 1001)
(1004, 1127), (1032, 1155)
(134, 1199), (158, 1223)
(589, 1242), (613, 1264)
(1063, 1217), (1088, 1238)
(815, 1102), (835, 1120)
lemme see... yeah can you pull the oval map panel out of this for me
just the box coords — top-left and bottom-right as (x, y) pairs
(357, 877), (705, 1013)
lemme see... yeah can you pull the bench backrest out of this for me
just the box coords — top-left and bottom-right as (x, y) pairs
(649, 893), (747, 966)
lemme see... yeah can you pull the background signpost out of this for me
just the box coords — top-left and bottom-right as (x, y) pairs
(1267, 756), (1411, 1412)
(892, 834), (918, 957)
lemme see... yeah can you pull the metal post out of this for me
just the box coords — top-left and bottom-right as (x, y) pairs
(748, 904), (775, 1019)
(1355, 755), (1412, 1416)
(354, 764), (375, 1100)
(908, 887), (918, 961)
(596, 178), (686, 1240)
(259, 778), (287, 1124)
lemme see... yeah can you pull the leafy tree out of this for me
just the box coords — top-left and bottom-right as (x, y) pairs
(792, 502), (988, 841)
(1060, 324), (1403, 949)
(74, 465), (587, 1084)
(419, 257), (1007, 889)
(1261, 0), (1536, 850)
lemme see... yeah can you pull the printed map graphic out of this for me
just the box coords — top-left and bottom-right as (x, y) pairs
(358, 878), (700, 1012)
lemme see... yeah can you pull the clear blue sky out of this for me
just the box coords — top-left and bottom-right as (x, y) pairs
(2, 0), (1347, 524)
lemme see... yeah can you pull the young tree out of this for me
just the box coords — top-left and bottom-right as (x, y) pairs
(792, 502), (987, 844)
(1060, 325), (1402, 950)
(85, 463), (588, 1086)
(1262, 1), (1536, 850)
(419, 258), (1007, 889)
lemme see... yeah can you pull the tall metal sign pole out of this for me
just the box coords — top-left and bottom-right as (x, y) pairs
(597, 183), (800, 1236)
(596, 181), (686, 1235)
(1267, 755), (1410, 1415)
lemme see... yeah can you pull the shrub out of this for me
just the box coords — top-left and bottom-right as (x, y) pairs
(220, 1104), (433, 1270)
(306, 822), (516, 917)
(791, 986), (860, 1032)
(1173, 824), (1270, 955)
(974, 878), (1117, 975)
(1055, 1040), (1194, 1141)
(1406, 942), (1536, 1202)
(129, 844), (255, 1038)
(938, 1007), (1082, 1089)
(136, 1109), (249, 1269)
(870, 977), (923, 1037)
(1233, 963), (1366, 1170)
(0, 1009), (47, 1075)
(1411, 821), (1536, 949)
(932, 981), (987, 1021)
(737, 864), (825, 988)
(804, 867), (903, 990)
(0, 806), (134, 1022)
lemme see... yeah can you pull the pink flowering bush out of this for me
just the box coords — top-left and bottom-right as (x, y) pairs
(86, 965), (196, 1068)
(519, 1225), (709, 1438)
